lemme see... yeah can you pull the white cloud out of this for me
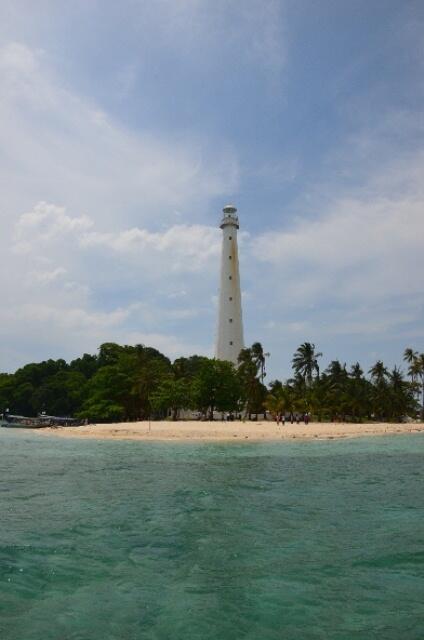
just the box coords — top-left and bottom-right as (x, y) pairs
(12, 201), (221, 277)
(13, 202), (93, 254)
(0, 41), (38, 75)
(120, 330), (208, 359)
(1, 201), (220, 369)
(254, 185), (424, 303)
(27, 267), (67, 285)
(80, 224), (220, 272)
(0, 36), (239, 370)
(0, 301), (205, 369)
(2, 304), (129, 332)
(245, 143), (424, 377)
(0, 5), (423, 379)
(0, 41), (239, 229)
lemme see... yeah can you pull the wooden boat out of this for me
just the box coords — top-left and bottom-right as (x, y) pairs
(1, 413), (82, 428)
(0, 413), (42, 428)
(37, 414), (81, 427)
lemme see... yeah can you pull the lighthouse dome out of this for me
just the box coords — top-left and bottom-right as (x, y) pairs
(220, 204), (239, 229)
(222, 204), (237, 214)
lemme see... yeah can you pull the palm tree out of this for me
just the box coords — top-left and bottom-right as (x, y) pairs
(251, 342), (269, 384)
(324, 361), (348, 421)
(388, 366), (418, 422)
(237, 347), (260, 419)
(368, 360), (388, 386)
(410, 353), (424, 421)
(388, 366), (404, 421)
(264, 386), (290, 419)
(292, 342), (322, 386)
(326, 360), (347, 381)
(403, 348), (419, 383)
(304, 376), (328, 422)
(369, 360), (389, 421)
(403, 347), (418, 364)
(237, 347), (257, 378)
(350, 362), (363, 380)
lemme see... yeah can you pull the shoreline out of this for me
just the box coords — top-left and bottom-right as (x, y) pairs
(33, 420), (424, 442)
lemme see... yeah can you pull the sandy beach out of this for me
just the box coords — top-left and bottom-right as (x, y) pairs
(36, 420), (424, 441)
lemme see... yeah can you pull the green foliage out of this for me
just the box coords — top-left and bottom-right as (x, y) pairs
(78, 399), (125, 423)
(237, 344), (268, 417)
(265, 381), (292, 417)
(32, 370), (88, 416)
(150, 376), (192, 420)
(292, 342), (322, 385)
(191, 359), (242, 418)
(69, 353), (98, 378)
(0, 341), (421, 423)
(404, 348), (424, 420)
(172, 355), (209, 380)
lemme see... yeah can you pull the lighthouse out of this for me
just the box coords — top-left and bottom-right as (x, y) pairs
(215, 204), (245, 364)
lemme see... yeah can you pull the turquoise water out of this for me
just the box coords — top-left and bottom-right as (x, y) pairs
(0, 431), (423, 640)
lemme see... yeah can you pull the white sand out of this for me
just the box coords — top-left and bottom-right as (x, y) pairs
(36, 420), (424, 441)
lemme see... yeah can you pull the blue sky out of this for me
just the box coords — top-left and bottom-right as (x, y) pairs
(1, 0), (423, 380)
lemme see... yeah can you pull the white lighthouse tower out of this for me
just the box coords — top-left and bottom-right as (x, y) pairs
(215, 204), (244, 364)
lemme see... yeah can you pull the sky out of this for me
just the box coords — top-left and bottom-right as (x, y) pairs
(1, 0), (423, 380)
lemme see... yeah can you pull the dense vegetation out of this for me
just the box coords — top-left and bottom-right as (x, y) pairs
(0, 342), (422, 422)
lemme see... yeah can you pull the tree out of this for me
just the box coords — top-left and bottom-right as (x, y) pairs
(0, 373), (16, 413)
(286, 373), (308, 413)
(409, 353), (424, 420)
(192, 359), (241, 419)
(150, 376), (191, 420)
(350, 362), (363, 380)
(403, 348), (419, 383)
(70, 353), (99, 379)
(172, 355), (209, 381)
(387, 366), (416, 422)
(32, 370), (88, 416)
(97, 342), (125, 367)
(1, 342), (422, 425)
(77, 365), (130, 422)
(131, 359), (171, 420)
(238, 346), (264, 418)
(304, 376), (328, 422)
(369, 360), (388, 386)
(75, 344), (169, 421)
(368, 360), (389, 420)
(324, 360), (349, 421)
(292, 342), (322, 385)
(251, 342), (269, 384)
(265, 383), (292, 419)
(346, 364), (371, 422)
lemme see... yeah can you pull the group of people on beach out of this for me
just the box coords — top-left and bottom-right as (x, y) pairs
(275, 412), (310, 425)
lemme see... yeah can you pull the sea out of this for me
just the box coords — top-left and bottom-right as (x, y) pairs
(0, 430), (423, 640)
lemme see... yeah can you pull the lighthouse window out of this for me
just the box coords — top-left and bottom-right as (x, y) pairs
(229, 341), (233, 345)
(229, 236), (232, 240)
(229, 318), (233, 323)
(229, 275), (232, 280)
(229, 296), (233, 301)
(229, 255), (232, 260)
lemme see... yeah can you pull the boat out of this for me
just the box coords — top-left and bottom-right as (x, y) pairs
(1, 412), (82, 428)
(37, 414), (81, 427)
(0, 413), (43, 429)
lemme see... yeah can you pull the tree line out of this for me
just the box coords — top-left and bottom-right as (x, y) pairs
(0, 341), (422, 422)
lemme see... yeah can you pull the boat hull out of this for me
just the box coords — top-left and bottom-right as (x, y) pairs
(1, 420), (42, 429)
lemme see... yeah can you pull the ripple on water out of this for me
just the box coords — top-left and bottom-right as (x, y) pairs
(0, 432), (423, 640)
